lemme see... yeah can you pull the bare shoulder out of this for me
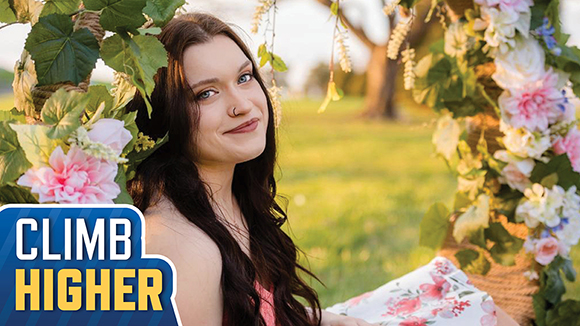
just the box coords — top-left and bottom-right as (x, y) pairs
(144, 197), (223, 325)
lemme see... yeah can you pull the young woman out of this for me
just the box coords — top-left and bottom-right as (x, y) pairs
(126, 13), (518, 326)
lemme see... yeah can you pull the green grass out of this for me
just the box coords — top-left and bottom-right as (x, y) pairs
(273, 96), (580, 307)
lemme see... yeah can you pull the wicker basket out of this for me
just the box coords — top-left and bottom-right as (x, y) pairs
(438, 214), (538, 325)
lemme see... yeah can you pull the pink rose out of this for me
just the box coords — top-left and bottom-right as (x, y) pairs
(498, 70), (570, 132)
(87, 119), (133, 155)
(534, 236), (560, 265)
(553, 128), (580, 173)
(17, 146), (120, 204)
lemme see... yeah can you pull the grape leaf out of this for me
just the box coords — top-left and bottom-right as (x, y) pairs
(24, 13), (99, 86)
(84, 0), (146, 32)
(0, 121), (32, 186)
(0, 0), (17, 23)
(419, 202), (450, 250)
(143, 0), (184, 27)
(40, 0), (81, 17)
(9, 124), (58, 167)
(101, 34), (168, 117)
(40, 88), (88, 139)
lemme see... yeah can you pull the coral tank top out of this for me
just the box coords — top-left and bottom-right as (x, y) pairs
(222, 280), (276, 326)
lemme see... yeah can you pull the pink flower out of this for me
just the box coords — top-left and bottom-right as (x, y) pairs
(419, 273), (451, 302)
(400, 316), (429, 326)
(17, 146), (120, 204)
(475, 0), (532, 15)
(534, 236), (560, 265)
(434, 259), (456, 275)
(553, 128), (580, 173)
(480, 300), (497, 326)
(87, 118), (132, 155)
(498, 70), (570, 132)
(345, 291), (373, 308)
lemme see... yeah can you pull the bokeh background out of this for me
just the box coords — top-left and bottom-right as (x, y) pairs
(1, 0), (579, 309)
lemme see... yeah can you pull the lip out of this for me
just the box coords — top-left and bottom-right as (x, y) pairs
(225, 118), (259, 134)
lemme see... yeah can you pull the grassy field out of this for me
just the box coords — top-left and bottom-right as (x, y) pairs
(273, 96), (580, 307)
(1, 94), (579, 307)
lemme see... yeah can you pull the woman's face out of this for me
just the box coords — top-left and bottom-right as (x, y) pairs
(183, 35), (269, 167)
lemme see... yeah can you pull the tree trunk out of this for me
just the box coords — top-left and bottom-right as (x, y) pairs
(359, 45), (400, 120)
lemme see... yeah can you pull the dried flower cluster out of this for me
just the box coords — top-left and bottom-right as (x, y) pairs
(251, 0), (275, 34)
(335, 30), (352, 73)
(401, 45), (416, 90)
(387, 19), (411, 60)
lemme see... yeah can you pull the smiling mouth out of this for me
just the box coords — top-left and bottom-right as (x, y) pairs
(225, 118), (259, 134)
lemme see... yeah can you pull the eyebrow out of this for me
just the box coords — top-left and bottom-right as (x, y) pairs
(189, 60), (252, 90)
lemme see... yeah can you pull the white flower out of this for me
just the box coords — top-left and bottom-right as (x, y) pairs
(482, 6), (518, 54)
(493, 37), (546, 89)
(516, 183), (547, 228)
(500, 120), (551, 160)
(493, 150), (534, 192)
(523, 270), (539, 281)
(444, 22), (470, 57)
(555, 216), (580, 248)
(432, 113), (462, 161)
(563, 186), (580, 219)
(453, 194), (490, 243)
(544, 185), (565, 227)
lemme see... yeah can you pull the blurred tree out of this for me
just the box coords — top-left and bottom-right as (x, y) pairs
(304, 62), (366, 97)
(315, 0), (433, 120)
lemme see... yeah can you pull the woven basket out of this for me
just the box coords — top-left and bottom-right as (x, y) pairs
(444, 0), (474, 18)
(438, 214), (538, 325)
(29, 9), (104, 121)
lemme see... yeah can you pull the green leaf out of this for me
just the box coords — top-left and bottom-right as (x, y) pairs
(84, 0), (146, 32)
(485, 222), (523, 266)
(40, 0), (80, 17)
(419, 202), (449, 250)
(468, 228), (487, 249)
(41, 88), (88, 139)
(0, 184), (38, 204)
(113, 164), (133, 204)
(546, 299), (580, 326)
(121, 111), (138, 154)
(258, 43), (267, 57)
(561, 259), (576, 282)
(531, 154), (580, 190)
(9, 124), (58, 167)
(533, 293), (547, 326)
(143, 0), (184, 27)
(259, 52), (271, 68)
(455, 249), (491, 275)
(100, 34), (168, 118)
(543, 261), (566, 305)
(0, 121), (32, 186)
(453, 194), (490, 243)
(0, 110), (26, 123)
(137, 27), (161, 35)
(330, 1), (338, 16)
(0, 0), (17, 23)
(24, 13), (99, 86)
(541, 173), (559, 189)
(271, 53), (287, 71)
(85, 85), (114, 119)
(398, 0), (421, 9)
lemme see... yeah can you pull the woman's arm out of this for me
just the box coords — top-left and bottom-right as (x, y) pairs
(496, 305), (520, 326)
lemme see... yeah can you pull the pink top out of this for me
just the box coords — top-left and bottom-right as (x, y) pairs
(222, 280), (276, 326)
(255, 280), (276, 326)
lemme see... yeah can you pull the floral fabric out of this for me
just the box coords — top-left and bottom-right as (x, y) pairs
(324, 257), (497, 326)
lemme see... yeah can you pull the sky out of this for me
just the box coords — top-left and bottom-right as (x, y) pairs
(1, 0), (580, 93)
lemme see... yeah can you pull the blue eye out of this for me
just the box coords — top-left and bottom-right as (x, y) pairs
(197, 90), (215, 100)
(238, 73), (253, 84)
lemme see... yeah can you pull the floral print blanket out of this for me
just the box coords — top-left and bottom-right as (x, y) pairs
(324, 257), (497, 326)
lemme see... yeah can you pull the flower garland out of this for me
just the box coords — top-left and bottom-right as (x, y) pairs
(396, 0), (580, 323)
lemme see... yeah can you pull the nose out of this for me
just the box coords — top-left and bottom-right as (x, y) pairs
(227, 87), (253, 117)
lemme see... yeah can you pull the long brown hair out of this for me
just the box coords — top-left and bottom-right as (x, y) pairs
(126, 13), (323, 326)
